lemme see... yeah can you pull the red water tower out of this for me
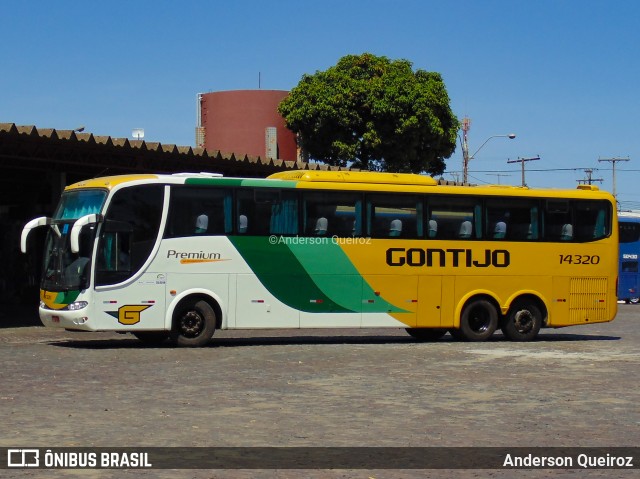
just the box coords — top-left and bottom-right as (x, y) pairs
(196, 90), (298, 162)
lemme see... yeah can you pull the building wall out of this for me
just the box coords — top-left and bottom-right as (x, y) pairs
(199, 90), (298, 162)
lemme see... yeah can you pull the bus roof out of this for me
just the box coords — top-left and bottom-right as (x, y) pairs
(268, 170), (438, 186)
(63, 170), (615, 201)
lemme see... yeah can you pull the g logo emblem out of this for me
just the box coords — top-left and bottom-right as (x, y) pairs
(118, 305), (152, 325)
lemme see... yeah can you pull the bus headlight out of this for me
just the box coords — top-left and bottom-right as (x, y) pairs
(66, 301), (88, 311)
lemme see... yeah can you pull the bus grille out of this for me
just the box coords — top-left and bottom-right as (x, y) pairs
(569, 277), (608, 323)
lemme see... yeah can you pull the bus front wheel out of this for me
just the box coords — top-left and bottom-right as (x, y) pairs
(501, 301), (542, 341)
(455, 299), (498, 342)
(171, 299), (216, 347)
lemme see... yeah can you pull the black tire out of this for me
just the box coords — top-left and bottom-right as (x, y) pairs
(457, 299), (498, 342)
(171, 299), (216, 347)
(501, 300), (542, 341)
(406, 328), (447, 341)
(133, 331), (169, 346)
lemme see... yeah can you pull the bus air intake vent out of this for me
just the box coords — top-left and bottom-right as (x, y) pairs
(569, 277), (608, 323)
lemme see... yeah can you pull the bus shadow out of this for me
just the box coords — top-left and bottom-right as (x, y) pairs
(47, 331), (621, 349)
(48, 334), (415, 349)
(533, 333), (621, 342)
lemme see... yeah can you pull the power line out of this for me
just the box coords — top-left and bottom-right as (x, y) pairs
(506, 156), (541, 186)
(486, 173), (512, 184)
(598, 157), (630, 199)
(444, 166), (593, 174)
(577, 168), (603, 185)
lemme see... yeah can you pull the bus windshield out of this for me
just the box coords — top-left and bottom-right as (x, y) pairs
(54, 189), (107, 220)
(41, 188), (106, 292)
(41, 221), (97, 292)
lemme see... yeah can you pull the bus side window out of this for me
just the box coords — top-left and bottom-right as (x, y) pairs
(165, 187), (232, 238)
(303, 191), (362, 237)
(237, 189), (270, 235)
(619, 221), (640, 243)
(543, 200), (572, 242)
(573, 201), (610, 241)
(97, 185), (163, 286)
(485, 198), (538, 241)
(236, 189), (298, 236)
(428, 196), (479, 240)
(270, 191), (298, 235)
(366, 194), (421, 239)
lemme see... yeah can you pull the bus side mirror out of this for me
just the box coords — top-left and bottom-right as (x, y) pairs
(70, 214), (103, 253)
(21, 216), (51, 253)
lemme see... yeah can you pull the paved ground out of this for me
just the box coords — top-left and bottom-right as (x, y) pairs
(0, 304), (639, 478)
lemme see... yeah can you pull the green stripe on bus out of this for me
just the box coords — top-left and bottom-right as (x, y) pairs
(229, 236), (354, 313)
(230, 237), (406, 314)
(184, 178), (298, 188)
(185, 178), (244, 187)
(239, 179), (298, 188)
(287, 242), (406, 313)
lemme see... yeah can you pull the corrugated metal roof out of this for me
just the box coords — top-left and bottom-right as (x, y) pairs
(0, 123), (352, 175)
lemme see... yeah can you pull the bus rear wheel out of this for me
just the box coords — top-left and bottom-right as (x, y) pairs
(171, 299), (216, 347)
(501, 301), (542, 341)
(406, 328), (447, 341)
(455, 299), (498, 342)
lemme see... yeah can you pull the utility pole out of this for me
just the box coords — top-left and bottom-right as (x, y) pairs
(461, 117), (471, 184)
(459, 116), (515, 184)
(507, 156), (540, 187)
(486, 173), (511, 184)
(598, 157), (630, 199)
(577, 168), (603, 185)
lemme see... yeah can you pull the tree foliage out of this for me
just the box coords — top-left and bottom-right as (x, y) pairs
(278, 53), (459, 174)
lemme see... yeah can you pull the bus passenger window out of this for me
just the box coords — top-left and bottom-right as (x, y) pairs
(485, 198), (538, 241)
(620, 221), (640, 243)
(236, 189), (297, 236)
(366, 194), (421, 238)
(303, 191), (361, 237)
(165, 187), (232, 238)
(428, 197), (479, 240)
(573, 200), (610, 241)
(96, 185), (163, 286)
(543, 200), (572, 242)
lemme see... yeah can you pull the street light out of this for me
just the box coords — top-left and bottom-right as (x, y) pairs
(461, 127), (516, 183)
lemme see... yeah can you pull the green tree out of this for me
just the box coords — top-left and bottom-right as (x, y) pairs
(278, 53), (459, 174)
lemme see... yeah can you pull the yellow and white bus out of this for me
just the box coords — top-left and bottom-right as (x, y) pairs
(21, 170), (618, 346)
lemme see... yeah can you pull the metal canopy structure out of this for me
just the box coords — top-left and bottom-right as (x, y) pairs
(0, 123), (347, 310)
(0, 123), (342, 179)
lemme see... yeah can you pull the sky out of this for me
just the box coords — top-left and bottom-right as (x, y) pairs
(2, 0), (639, 209)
